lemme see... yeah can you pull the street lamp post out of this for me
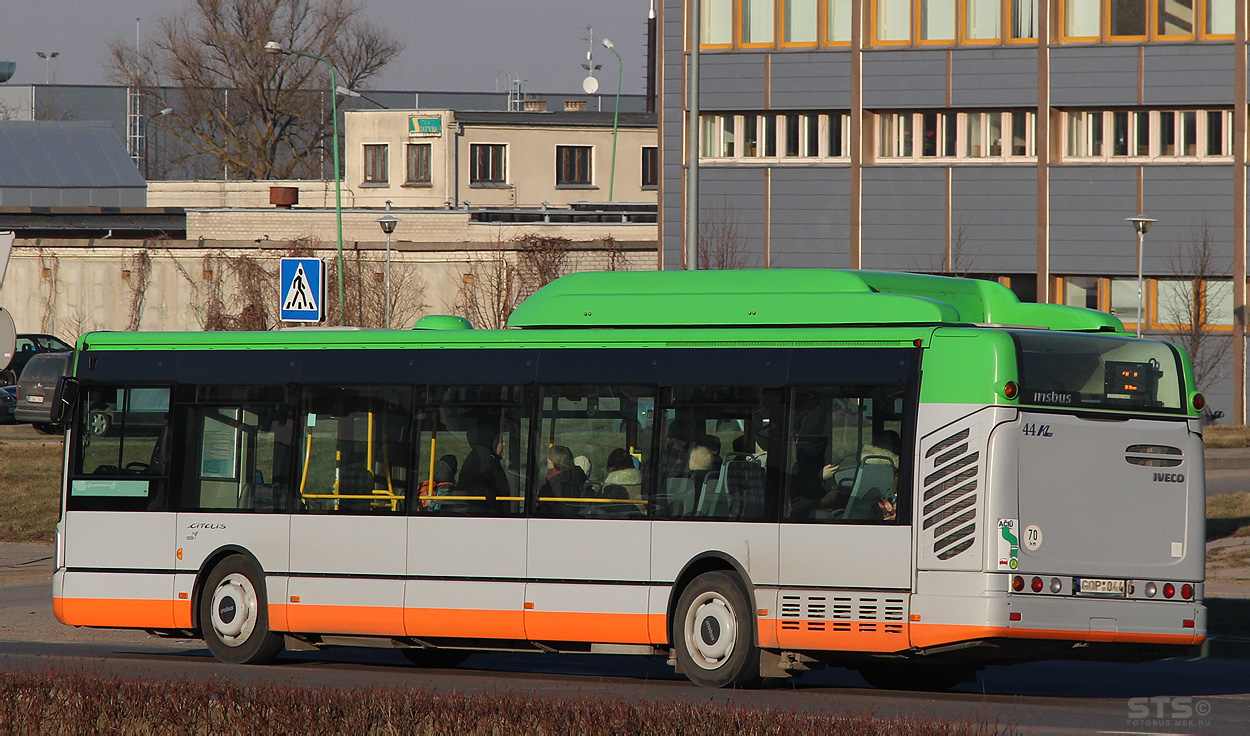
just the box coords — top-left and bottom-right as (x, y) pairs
(35, 51), (58, 84)
(264, 40), (345, 325)
(1126, 215), (1158, 338)
(376, 214), (399, 329)
(601, 38), (622, 201)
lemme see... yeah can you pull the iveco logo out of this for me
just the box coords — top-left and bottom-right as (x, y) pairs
(187, 523), (227, 529)
(1152, 472), (1185, 483)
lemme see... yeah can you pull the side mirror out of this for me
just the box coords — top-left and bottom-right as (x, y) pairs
(51, 377), (79, 424)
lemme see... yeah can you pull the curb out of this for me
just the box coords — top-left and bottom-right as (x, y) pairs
(1205, 455), (1250, 471)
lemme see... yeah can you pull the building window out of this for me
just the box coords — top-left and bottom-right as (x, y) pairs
(784, 0), (818, 44)
(1065, 109), (1232, 161)
(1156, 279), (1196, 328)
(1062, 276), (1100, 310)
(880, 111), (962, 160)
(966, 0), (1001, 41)
(1207, 0), (1235, 36)
(698, 111), (849, 161)
(1011, 0), (1039, 39)
(701, 0), (733, 45)
(827, 0), (852, 42)
(1157, 0), (1196, 37)
(742, 0), (776, 45)
(1109, 0), (1148, 39)
(470, 143), (506, 185)
(1110, 278), (1142, 328)
(1063, 0), (1100, 40)
(1205, 279), (1234, 326)
(920, 0), (956, 42)
(363, 144), (388, 184)
(877, 0), (912, 43)
(642, 146), (659, 188)
(828, 112), (847, 156)
(405, 143), (431, 185)
(556, 145), (593, 186)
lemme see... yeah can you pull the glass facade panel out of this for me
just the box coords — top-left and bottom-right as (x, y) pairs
(722, 116), (736, 157)
(1112, 111), (1130, 156)
(1011, 0), (1039, 38)
(966, 0), (1001, 39)
(920, 0), (956, 41)
(1206, 280), (1234, 326)
(1181, 110), (1198, 156)
(1010, 111), (1030, 156)
(1090, 111), (1104, 155)
(922, 112), (939, 156)
(1158, 0), (1196, 36)
(1064, 277), (1099, 310)
(701, 0), (733, 44)
(943, 113), (958, 156)
(877, 0), (912, 41)
(827, 0), (852, 42)
(785, 0), (818, 43)
(742, 0), (776, 43)
(1207, 110), (1226, 156)
(744, 115), (759, 156)
(1157, 279), (1195, 326)
(966, 112), (984, 157)
(828, 113), (844, 156)
(701, 116), (717, 157)
(785, 114), (801, 156)
(1159, 111), (1176, 156)
(1208, 0), (1235, 35)
(1110, 0), (1147, 36)
(988, 113), (1002, 156)
(1064, 0), (1100, 38)
(1110, 278), (1142, 325)
(804, 114), (819, 156)
(1136, 111), (1151, 156)
(1066, 113), (1084, 157)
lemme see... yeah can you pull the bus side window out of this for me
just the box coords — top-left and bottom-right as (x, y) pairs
(297, 386), (414, 515)
(533, 386), (654, 520)
(784, 386), (904, 525)
(417, 386), (529, 517)
(181, 404), (295, 512)
(70, 385), (172, 511)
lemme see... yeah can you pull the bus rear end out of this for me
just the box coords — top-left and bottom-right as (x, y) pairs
(912, 328), (1204, 665)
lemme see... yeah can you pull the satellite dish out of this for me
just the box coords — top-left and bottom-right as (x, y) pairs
(582, 75), (599, 94)
(0, 307), (15, 372)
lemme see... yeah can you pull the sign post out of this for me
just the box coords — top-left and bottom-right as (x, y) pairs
(280, 257), (325, 323)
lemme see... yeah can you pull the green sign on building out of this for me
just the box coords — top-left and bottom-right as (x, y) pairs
(409, 116), (442, 136)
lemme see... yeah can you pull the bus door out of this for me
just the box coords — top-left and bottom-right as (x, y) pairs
(524, 386), (654, 645)
(174, 388), (296, 629)
(61, 385), (179, 629)
(407, 390), (530, 641)
(287, 387), (412, 637)
(777, 386), (912, 652)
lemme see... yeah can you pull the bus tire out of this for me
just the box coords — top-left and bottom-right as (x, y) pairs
(672, 571), (760, 689)
(200, 555), (284, 665)
(400, 648), (471, 668)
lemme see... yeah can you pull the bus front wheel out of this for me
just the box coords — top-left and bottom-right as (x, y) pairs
(672, 571), (760, 689)
(200, 555), (284, 665)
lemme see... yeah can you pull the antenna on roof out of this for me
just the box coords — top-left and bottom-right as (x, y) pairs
(581, 25), (601, 95)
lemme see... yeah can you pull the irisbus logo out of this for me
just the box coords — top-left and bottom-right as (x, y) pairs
(1031, 391), (1073, 405)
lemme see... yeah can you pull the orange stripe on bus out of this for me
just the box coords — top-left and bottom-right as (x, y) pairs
(910, 622), (1201, 648)
(773, 622), (911, 653)
(173, 600), (194, 629)
(404, 607), (526, 640)
(523, 611), (655, 644)
(54, 597), (175, 629)
(278, 604), (406, 637)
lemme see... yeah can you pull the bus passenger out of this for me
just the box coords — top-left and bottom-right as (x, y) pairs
(458, 426), (509, 506)
(602, 447), (642, 500)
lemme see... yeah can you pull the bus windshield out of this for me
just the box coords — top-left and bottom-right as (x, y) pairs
(1012, 331), (1186, 413)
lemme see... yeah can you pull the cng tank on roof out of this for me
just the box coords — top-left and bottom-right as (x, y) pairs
(0, 62), (14, 83)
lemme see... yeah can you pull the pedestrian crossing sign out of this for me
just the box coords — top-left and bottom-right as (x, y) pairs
(280, 257), (325, 322)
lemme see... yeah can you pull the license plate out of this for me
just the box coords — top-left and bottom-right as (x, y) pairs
(1078, 578), (1126, 596)
(27, 395), (44, 403)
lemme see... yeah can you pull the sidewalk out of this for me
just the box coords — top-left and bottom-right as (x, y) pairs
(1204, 446), (1250, 470)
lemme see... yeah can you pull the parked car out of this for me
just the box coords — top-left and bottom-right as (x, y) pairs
(14, 351), (72, 431)
(1, 333), (72, 386)
(0, 385), (15, 424)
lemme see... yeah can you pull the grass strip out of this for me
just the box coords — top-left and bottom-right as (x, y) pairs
(0, 441), (62, 543)
(0, 670), (1009, 735)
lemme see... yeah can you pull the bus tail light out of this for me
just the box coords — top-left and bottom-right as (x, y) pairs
(1010, 612), (1022, 621)
(1193, 393), (1205, 411)
(1181, 584), (1193, 600)
(1183, 619), (1195, 628)
(1012, 576), (1024, 592)
(1003, 381), (1018, 400)
(1163, 583), (1175, 599)
(1031, 577), (1043, 593)
(1050, 578), (1062, 593)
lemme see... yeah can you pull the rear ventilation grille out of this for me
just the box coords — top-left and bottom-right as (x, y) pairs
(923, 427), (979, 561)
(1125, 444), (1183, 468)
(779, 593), (905, 635)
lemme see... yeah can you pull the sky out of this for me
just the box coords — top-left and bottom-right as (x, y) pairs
(0, 0), (652, 94)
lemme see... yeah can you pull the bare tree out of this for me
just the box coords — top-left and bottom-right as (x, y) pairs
(698, 203), (756, 269)
(453, 236), (521, 331)
(325, 247), (429, 328)
(105, 0), (401, 180)
(1160, 217), (1232, 393)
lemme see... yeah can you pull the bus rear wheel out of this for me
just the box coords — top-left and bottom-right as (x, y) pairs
(400, 648), (471, 668)
(672, 571), (760, 689)
(200, 555), (284, 665)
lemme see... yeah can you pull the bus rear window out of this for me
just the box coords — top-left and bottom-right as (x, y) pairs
(1012, 331), (1185, 413)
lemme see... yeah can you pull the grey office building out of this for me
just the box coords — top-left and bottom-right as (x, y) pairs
(659, 0), (1248, 419)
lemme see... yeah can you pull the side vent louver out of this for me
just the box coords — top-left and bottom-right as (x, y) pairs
(922, 428), (979, 560)
(1125, 444), (1183, 468)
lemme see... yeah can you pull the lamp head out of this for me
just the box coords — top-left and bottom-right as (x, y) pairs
(157, 107), (174, 117)
(1126, 215), (1157, 235)
(335, 85), (361, 98)
(602, 38), (614, 49)
(263, 40), (285, 55)
(376, 214), (399, 234)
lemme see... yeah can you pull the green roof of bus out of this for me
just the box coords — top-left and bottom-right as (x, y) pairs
(506, 269), (1125, 332)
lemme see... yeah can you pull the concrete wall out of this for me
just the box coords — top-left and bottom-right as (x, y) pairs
(0, 238), (658, 339)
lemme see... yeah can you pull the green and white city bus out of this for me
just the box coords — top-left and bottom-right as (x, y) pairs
(49, 269), (1205, 689)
